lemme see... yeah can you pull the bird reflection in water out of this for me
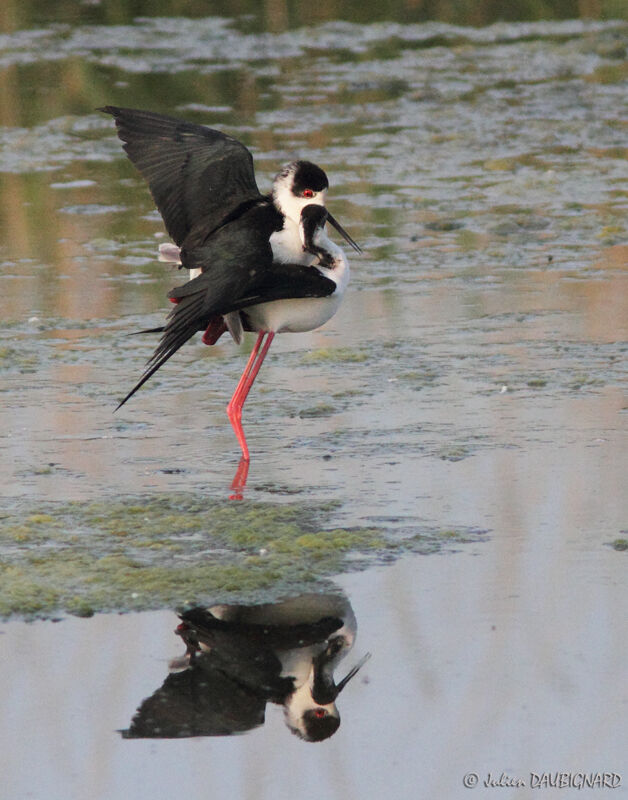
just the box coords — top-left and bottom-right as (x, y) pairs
(122, 591), (370, 742)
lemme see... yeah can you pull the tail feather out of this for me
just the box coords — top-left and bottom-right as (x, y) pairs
(115, 325), (198, 411)
(116, 292), (206, 411)
(127, 326), (165, 336)
(145, 295), (205, 369)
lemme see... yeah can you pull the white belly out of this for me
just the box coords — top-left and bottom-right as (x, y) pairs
(245, 292), (343, 334)
(245, 251), (349, 334)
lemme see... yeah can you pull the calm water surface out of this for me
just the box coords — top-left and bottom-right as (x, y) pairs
(0, 2), (626, 799)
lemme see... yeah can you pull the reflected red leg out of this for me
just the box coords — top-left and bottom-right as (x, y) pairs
(226, 331), (275, 461)
(229, 457), (250, 501)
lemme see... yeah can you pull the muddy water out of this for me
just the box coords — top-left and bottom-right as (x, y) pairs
(0, 4), (627, 800)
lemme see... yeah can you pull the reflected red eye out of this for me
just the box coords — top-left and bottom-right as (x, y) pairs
(303, 189), (314, 198)
(314, 708), (326, 718)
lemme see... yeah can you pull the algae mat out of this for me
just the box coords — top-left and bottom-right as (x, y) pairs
(0, 493), (485, 618)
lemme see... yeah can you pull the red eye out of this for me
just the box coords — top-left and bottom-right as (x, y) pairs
(303, 189), (314, 198)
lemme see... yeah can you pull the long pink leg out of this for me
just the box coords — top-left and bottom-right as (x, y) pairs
(229, 332), (266, 410)
(226, 331), (275, 461)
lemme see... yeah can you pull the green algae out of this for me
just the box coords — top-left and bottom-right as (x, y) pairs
(406, 528), (481, 555)
(301, 347), (369, 364)
(398, 369), (439, 389)
(0, 493), (486, 619)
(0, 345), (38, 372)
(298, 404), (337, 418)
(438, 445), (473, 462)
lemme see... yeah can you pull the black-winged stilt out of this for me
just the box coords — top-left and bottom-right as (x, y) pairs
(101, 106), (360, 472)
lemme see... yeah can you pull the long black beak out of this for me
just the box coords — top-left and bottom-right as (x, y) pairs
(326, 211), (362, 254)
(311, 647), (371, 705)
(335, 652), (371, 694)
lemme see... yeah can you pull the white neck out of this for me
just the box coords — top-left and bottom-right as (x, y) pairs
(270, 219), (313, 264)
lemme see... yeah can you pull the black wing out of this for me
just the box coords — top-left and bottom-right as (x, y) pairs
(100, 106), (262, 246)
(116, 204), (336, 409)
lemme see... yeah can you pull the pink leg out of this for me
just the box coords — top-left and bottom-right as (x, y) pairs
(226, 331), (275, 461)
(229, 332), (266, 411)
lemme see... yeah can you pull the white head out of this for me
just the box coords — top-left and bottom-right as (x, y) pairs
(273, 160), (362, 255)
(282, 640), (370, 742)
(283, 681), (341, 742)
(272, 160), (328, 225)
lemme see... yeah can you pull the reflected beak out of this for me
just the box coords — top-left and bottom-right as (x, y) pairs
(312, 649), (371, 704)
(326, 211), (362, 254)
(335, 652), (371, 695)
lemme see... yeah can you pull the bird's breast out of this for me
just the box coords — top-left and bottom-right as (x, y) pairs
(270, 224), (312, 264)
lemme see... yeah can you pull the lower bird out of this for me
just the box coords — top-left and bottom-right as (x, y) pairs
(101, 106), (360, 466)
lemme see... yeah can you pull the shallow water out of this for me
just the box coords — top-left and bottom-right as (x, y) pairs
(1, 3), (627, 799)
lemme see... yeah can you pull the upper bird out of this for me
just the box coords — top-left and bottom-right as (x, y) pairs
(101, 106), (360, 462)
